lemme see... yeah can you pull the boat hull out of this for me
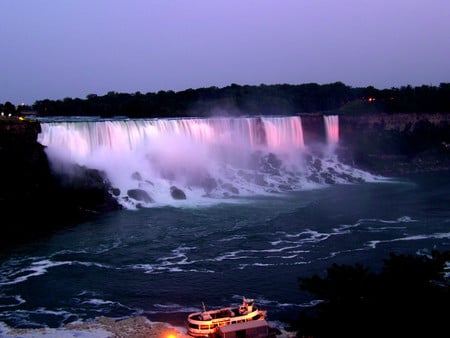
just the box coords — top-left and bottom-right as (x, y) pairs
(186, 298), (266, 337)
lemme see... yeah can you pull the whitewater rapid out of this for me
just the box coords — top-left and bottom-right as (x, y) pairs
(37, 115), (382, 208)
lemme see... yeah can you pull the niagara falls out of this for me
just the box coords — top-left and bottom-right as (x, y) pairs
(1, 111), (449, 337)
(37, 115), (382, 209)
(1, 1), (449, 336)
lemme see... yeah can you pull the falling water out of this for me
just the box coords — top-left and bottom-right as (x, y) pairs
(324, 115), (339, 146)
(38, 115), (378, 208)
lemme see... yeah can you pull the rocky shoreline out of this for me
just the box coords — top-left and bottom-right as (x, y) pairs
(0, 117), (121, 249)
(1, 316), (191, 338)
(1, 315), (295, 338)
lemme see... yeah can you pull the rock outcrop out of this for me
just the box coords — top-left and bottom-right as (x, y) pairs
(127, 188), (155, 204)
(337, 112), (450, 174)
(0, 117), (121, 249)
(170, 185), (187, 200)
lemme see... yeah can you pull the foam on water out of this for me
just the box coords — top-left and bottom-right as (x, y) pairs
(367, 232), (450, 249)
(0, 172), (448, 332)
(0, 295), (25, 309)
(37, 115), (385, 208)
(0, 259), (72, 286)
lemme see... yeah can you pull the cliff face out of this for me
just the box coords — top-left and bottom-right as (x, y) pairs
(337, 112), (450, 174)
(0, 118), (121, 248)
(298, 112), (450, 175)
(339, 112), (450, 132)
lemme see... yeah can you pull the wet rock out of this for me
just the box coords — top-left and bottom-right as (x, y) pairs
(260, 153), (282, 175)
(313, 159), (322, 171)
(278, 184), (292, 191)
(321, 172), (335, 184)
(308, 173), (320, 183)
(255, 174), (267, 186)
(237, 170), (253, 182)
(127, 189), (154, 203)
(222, 183), (239, 195)
(170, 186), (187, 200)
(131, 171), (142, 181)
(111, 187), (121, 196)
(201, 176), (218, 194)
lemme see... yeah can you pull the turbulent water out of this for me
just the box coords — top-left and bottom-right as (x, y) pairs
(0, 116), (449, 333)
(36, 115), (376, 208)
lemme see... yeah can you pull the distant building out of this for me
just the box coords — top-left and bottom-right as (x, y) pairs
(20, 110), (38, 116)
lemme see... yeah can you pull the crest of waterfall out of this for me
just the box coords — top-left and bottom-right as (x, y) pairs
(38, 115), (381, 208)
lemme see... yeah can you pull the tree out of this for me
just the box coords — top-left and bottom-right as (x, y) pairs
(291, 251), (450, 337)
(3, 101), (16, 115)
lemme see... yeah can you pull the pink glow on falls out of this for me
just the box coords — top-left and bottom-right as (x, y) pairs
(37, 115), (364, 208)
(262, 116), (304, 151)
(324, 115), (339, 145)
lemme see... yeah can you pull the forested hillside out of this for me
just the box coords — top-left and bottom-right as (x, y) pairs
(3, 82), (449, 118)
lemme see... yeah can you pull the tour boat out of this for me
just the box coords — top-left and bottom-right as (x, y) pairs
(186, 297), (267, 337)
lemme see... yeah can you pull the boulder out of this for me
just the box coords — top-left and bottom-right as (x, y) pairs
(127, 189), (154, 203)
(170, 186), (187, 200)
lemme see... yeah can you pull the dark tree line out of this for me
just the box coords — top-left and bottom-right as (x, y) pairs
(288, 250), (450, 337)
(28, 82), (357, 117)
(2, 82), (450, 118)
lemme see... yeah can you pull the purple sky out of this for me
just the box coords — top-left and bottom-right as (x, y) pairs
(1, 0), (449, 105)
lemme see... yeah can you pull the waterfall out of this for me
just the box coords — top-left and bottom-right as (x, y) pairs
(324, 115), (339, 146)
(262, 116), (304, 149)
(38, 115), (377, 208)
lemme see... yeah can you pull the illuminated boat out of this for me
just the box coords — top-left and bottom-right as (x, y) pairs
(186, 297), (267, 337)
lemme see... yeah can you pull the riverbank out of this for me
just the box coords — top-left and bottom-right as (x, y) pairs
(0, 117), (121, 249)
(1, 316), (191, 338)
(1, 315), (295, 337)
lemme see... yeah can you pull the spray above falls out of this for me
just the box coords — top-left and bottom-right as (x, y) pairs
(38, 115), (379, 208)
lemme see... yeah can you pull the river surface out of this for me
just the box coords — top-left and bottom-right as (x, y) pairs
(0, 172), (449, 332)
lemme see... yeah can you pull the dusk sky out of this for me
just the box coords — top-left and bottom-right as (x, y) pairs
(1, 0), (449, 105)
